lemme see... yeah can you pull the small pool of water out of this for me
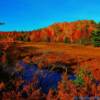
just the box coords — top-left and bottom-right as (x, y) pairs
(16, 60), (76, 93)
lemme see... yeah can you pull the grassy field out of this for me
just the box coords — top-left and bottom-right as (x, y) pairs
(14, 42), (100, 69)
(17, 42), (100, 56)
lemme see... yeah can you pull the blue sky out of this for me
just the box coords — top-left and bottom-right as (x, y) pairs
(0, 0), (100, 31)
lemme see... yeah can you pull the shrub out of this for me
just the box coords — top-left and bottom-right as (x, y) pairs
(73, 68), (85, 86)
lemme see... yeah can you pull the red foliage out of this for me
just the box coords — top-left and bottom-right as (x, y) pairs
(0, 20), (96, 43)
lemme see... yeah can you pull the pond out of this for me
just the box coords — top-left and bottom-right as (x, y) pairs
(16, 60), (76, 93)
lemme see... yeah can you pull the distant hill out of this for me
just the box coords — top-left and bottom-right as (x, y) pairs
(0, 20), (97, 43)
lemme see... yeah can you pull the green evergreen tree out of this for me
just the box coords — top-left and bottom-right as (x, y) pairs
(92, 30), (100, 47)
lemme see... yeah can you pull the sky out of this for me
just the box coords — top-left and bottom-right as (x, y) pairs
(0, 0), (100, 31)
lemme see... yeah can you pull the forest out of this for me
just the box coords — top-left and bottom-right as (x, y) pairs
(0, 20), (100, 45)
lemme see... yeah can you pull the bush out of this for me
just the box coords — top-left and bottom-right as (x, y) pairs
(73, 68), (84, 86)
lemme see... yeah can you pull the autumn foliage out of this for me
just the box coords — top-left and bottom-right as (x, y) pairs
(0, 20), (100, 100)
(0, 20), (96, 43)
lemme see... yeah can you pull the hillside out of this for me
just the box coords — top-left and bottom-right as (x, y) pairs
(30, 20), (96, 42)
(0, 20), (96, 43)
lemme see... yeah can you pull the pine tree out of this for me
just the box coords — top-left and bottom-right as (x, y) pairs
(92, 30), (100, 47)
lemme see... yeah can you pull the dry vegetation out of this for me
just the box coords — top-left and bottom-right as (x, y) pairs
(0, 41), (100, 100)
